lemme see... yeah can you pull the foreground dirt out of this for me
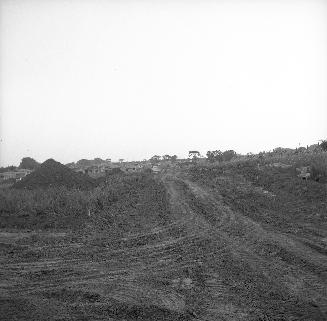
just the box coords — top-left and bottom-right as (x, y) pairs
(1, 168), (326, 320)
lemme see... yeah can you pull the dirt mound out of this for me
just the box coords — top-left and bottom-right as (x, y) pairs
(13, 159), (96, 190)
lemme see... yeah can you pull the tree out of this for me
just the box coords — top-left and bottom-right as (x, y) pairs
(297, 147), (307, 154)
(93, 158), (104, 164)
(162, 155), (172, 161)
(19, 157), (39, 170)
(320, 140), (327, 151)
(171, 155), (178, 162)
(0, 165), (16, 173)
(222, 150), (236, 162)
(206, 150), (223, 162)
(150, 155), (161, 165)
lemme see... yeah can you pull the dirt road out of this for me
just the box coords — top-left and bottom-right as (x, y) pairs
(1, 170), (326, 320)
(162, 171), (327, 320)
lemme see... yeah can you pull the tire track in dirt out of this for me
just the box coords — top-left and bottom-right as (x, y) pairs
(1, 170), (326, 320)
(1, 179), (214, 319)
(161, 173), (256, 319)
(163, 171), (327, 319)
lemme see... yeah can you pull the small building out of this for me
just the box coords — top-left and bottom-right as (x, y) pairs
(0, 169), (32, 181)
(152, 165), (160, 173)
(124, 166), (137, 173)
(85, 166), (99, 175)
(0, 172), (18, 180)
(85, 165), (104, 178)
(105, 167), (123, 175)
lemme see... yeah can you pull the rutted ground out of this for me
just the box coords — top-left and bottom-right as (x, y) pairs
(163, 172), (327, 320)
(1, 168), (327, 320)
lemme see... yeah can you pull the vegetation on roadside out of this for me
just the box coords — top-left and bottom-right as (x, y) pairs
(188, 155), (327, 237)
(0, 172), (170, 234)
(1, 146), (326, 321)
(0, 186), (90, 230)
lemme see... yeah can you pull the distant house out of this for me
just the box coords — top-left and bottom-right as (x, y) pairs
(85, 166), (101, 175)
(105, 167), (123, 175)
(75, 168), (86, 174)
(118, 162), (146, 173)
(82, 162), (122, 177)
(0, 169), (32, 181)
(152, 165), (160, 173)
(122, 163), (138, 173)
(125, 166), (137, 173)
(0, 172), (17, 180)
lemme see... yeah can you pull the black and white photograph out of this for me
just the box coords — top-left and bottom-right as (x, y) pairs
(0, 0), (327, 320)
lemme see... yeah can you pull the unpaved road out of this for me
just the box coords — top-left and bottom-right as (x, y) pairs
(1, 170), (326, 320)
(162, 171), (327, 320)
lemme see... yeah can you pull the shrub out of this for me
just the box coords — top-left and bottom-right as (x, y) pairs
(0, 186), (91, 229)
(320, 140), (327, 151)
(206, 150), (223, 163)
(310, 155), (327, 182)
(0, 172), (170, 234)
(222, 150), (236, 161)
(19, 157), (40, 170)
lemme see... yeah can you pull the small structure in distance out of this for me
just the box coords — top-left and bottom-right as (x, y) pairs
(152, 165), (160, 174)
(189, 151), (200, 162)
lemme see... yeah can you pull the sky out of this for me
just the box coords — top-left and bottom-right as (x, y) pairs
(1, 0), (326, 166)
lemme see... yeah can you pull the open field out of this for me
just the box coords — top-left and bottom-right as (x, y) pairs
(1, 163), (327, 320)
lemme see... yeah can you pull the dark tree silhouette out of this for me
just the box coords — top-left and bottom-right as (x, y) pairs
(206, 150), (223, 162)
(320, 140), (327, 151)
(19, 157), (39, 170)
(222, 150), (236, 161)
(150, 155), (161, 165)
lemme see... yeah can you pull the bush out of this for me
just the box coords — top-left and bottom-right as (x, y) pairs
(0, 172), (170, 234)
(320, 140), (327, 151)
(206, 150), (223, 163)
(222, 150), (236, 161)
(310, 155), (327, 182)
(206, 150), (236, 162)
(19, 157), (40, 170)
(0, 186), (91, 229)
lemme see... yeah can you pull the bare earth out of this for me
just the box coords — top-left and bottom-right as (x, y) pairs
(1, 168), (327, 320)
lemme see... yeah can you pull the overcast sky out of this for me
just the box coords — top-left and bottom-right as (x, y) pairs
(1, 0), (326, 166)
